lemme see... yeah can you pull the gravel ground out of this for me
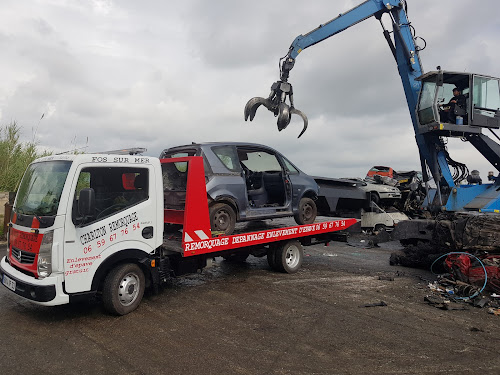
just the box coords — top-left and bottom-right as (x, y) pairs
(1, 238), (500, 375)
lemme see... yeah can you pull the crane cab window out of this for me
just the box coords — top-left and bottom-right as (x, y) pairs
(418, 81), (437, 125)
(417, 72), (470, 126)
(473, 76), (500, 118)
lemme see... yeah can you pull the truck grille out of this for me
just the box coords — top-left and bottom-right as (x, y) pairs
(11, 247), (36, 264)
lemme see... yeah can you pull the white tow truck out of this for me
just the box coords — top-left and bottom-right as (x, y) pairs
(1, 150), (356, 315)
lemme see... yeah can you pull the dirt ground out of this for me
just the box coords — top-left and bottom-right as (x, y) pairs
(1, 238), (500, 375)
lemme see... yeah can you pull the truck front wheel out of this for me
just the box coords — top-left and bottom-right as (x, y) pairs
(269, 240), (303, 273)
(103, 263), (145, 315)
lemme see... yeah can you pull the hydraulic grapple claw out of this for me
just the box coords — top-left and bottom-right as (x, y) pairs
(276, 103), (308, 138)
(244, 97), (274, 122)
(290, 107), (308, 138)
(244, 75), (308, 137)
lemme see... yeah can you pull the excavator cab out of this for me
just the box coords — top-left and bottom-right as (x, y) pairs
(416, 71), (500, 136)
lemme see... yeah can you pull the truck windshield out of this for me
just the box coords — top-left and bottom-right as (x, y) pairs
(15, 160), (72, 217)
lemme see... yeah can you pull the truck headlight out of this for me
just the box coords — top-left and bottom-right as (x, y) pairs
(37, 230), (54, 279)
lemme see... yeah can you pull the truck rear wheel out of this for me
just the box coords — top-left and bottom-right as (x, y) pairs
(102, 263), (145, 316)
(267, 247), (279, 271)
(270, 240), (303, 273)
(294, 197), (317, 225)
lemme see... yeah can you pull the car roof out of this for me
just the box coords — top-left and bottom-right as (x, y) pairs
(161, 142), (282, 154)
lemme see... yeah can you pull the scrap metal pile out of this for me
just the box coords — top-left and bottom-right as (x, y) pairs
(424, 253), (500, 314)
(390, 212), (500, 314)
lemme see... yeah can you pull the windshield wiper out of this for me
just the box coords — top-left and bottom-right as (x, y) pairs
(14, 207), (45, 225)
(33, 212), (46, 225)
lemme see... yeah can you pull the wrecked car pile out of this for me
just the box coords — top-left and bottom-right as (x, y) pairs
(391, 212), (500, 265)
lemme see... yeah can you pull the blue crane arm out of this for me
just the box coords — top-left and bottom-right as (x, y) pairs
(281, 0), (455, 190)
(244, 0), (457, 196)
(288, 0), (401, 59)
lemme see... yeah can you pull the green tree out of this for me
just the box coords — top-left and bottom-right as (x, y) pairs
(0, 121), (51, 192)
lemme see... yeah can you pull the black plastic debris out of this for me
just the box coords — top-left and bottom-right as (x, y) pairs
(473, 297), (490, 308)
(424, 295), (468, 310)
(469, 327), (484, 332)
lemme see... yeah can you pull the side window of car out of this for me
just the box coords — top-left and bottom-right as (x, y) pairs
(212, 146), (240, 172)
(281, 156), (299, 174)
(239, 150), (282, 172)
(72, 167), (149, 225)
(163, 151), (193, 173)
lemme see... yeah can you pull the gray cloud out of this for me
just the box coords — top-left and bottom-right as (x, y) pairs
(0, 0), (499, 180)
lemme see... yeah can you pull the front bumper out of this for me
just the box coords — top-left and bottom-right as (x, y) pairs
(0, 257), (69, 305)
(380, 192), (402, 200)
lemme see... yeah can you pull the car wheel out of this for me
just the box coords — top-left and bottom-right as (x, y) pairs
(294, 197), (317, 225)
(370, 192), (380, 205)
(209, 202), (236, 235)
(102, 263), (145, 316)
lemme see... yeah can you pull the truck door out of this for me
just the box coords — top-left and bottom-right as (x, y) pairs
(63, 164), (156, 294)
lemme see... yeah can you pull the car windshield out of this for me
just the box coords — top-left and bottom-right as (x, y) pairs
(15, 160), (72, 216)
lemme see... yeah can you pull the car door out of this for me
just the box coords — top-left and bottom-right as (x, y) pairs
(236, 146), (291, 210)
(208, 145), (247, 215)
(279, 154), (310, 207)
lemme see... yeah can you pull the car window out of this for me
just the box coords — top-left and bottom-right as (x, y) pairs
(282, 156), (299, 174)
(212, 145), (240, 172)
(239, 149), (282, 172)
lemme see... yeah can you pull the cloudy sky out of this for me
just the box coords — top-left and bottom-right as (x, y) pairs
(1, 0), (499, 179)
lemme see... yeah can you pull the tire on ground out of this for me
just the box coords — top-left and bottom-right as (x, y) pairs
(102, 263), (146, 316)
(272, 240), (304, 273)
(209, 202), (236, 235)
(294, 197), (317, 225)
(267, 247), (280, 271)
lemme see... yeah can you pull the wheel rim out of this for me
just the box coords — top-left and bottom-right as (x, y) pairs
(118, 272), (141, 306)
(214, 209), (230, 231)
(301, 202), (314, 221)
(285, 245), (300, 269)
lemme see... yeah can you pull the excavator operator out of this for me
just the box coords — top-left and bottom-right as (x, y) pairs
(440, 87), (466, 124)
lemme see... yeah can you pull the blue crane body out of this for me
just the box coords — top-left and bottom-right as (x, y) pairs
(245, 0), (500, 214)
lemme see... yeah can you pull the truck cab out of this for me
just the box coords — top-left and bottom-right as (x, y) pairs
(1, 153), (163, 306)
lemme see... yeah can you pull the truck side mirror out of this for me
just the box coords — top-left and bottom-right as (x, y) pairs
(78, 188), (96, 217)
